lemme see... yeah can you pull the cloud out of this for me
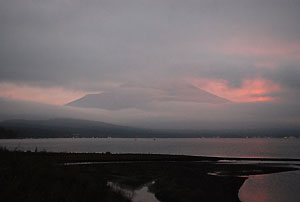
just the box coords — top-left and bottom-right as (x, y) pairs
(1, 0), (300, 90)
(1, 97), (300, 130)
(0, 82), (98, 105)
(263, 65), (300, 90)
(218, 37), (300, 60)
(188, 77), (281, 102)
(1, 0), (300, 129)
(66, 82), (230, 110)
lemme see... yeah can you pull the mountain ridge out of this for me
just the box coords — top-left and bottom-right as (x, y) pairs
(1, 118), (300, 139)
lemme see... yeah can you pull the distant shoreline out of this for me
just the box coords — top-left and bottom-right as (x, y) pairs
(1, 136), (299, 139)
(1, 118), (300, 139)
(3, 149), (300, 162)
(2, 137), (300, 161)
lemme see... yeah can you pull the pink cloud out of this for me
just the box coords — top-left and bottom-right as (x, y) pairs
(187, 77), (281, 103)
(0, 82), (98, 105)
(219, 37), (300, 59)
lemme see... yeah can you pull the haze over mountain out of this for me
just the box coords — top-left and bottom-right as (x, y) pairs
(0, 118), (150, 138)
(66, 83), (230, 110)
(0, 0), (300, 133)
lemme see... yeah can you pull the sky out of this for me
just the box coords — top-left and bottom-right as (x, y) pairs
(0, 0), (300, 129)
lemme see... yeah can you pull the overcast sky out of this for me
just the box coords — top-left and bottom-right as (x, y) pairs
(0, 0), (300, 129)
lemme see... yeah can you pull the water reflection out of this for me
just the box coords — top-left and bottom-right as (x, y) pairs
(239, 170), (300, 202)
(107, 181), (159, 202)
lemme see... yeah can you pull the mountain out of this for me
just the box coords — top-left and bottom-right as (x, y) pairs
(66, 84), (230, 110)
(0, 118), (152, 138)
(1, 118), (299, 139)
(1, 118), (122, 129)
(0, 118), (207, 138)
(0, 118), (203, 138)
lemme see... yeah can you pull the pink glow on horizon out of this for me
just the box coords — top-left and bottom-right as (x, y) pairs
(188, 78), (281, 103)
(0, 83), (98, 105)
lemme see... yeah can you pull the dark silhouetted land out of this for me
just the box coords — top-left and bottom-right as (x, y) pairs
(0, 148), (298, 202)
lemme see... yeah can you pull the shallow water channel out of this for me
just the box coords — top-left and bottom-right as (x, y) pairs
(107, 181), (160, 202)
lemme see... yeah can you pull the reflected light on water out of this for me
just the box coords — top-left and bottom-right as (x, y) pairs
(239, 175), (269, 202)
(239, 170), (300, 202)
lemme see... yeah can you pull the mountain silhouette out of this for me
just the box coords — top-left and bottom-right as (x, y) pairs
(66, 84), (230, 110)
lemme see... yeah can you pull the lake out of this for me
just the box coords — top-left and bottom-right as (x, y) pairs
(1, 138), (300, 158)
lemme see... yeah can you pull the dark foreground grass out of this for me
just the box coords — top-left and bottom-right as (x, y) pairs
(0, 148), (298, 202)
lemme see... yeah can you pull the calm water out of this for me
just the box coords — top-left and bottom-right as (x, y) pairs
(1, 138), (300, 202)
(239, 170), (300, 202)
(1, 138), (300, 158)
